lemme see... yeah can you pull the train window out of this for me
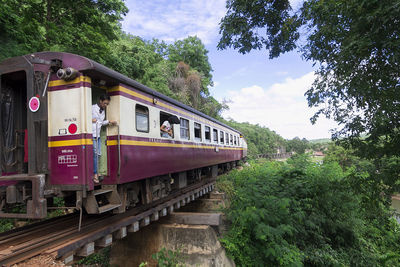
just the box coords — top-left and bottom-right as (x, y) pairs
(230, 134), (233, 145)
(234, 136), (237, 145)
(136, 104), (149, 132)
(213, 129), (218, 143)
(205, 126), (211, 142)
(220, 131), (224, 144)
(160, 112), (174, 138)
(194, 123), (202, 140)
(180, 118), (189, 139)
(225, 133), (229, 145)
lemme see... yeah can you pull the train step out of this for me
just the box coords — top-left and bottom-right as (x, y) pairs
(84, 186), (122, 214)
(98, 203), (121, 213)
(93, 189), (114, 196)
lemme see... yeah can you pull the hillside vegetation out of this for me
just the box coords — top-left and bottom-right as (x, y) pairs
(218, 154), (400, 266)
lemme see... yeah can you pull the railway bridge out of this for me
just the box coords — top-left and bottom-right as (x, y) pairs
(0, 178), (224, 266)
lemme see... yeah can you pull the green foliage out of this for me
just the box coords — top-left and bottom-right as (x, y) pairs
(0, 0), (128, 63)
(0, 219), (14, 233)
(218, 0), (298, 58)
(47, 197), (66, 218)
(324, 144), (360, 170)
(77, 247), (111, 266)
(286, 137), (309, 154)
(152, 248), (186, 267)
(223, 119), (286, 158)
(168, 36), (213, 92)
(308, 139), (331, 152)
(218, 156), (400, 266)
(105, 34), (175, 98)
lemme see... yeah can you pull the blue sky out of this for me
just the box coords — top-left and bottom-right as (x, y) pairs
(121, 0), (338, 140)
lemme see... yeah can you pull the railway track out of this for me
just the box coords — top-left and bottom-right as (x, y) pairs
(0, 179), (216, 266)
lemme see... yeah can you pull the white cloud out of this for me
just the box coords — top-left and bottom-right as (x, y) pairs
(222, 72), (339, 140)
(121, 0), (226, 44)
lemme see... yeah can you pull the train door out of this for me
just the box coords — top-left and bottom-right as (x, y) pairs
(91, 87), (108, 178)
(0, 71), (28, 174)
(0, 57), (48, 176)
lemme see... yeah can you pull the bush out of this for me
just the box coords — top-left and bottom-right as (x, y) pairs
(152, 248), (185, 267)
(77, 247), (111, 266)
(218, 155), (400, 266)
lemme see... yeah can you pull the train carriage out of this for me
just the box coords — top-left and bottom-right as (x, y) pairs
(0, 52), (247, 219)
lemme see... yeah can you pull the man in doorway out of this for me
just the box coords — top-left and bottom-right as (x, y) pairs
(92, 94), (117, 183)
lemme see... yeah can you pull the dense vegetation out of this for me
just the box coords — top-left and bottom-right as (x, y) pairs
(218, 154), (400, 266)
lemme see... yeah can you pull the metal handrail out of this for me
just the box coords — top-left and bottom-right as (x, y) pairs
(117, 124), (121, 176)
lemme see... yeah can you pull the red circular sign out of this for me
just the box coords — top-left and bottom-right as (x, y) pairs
(28, 97), (40, 112)
(68, 123), (78, 134)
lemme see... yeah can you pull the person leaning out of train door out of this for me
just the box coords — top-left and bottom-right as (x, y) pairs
(92, 94), (117, 183)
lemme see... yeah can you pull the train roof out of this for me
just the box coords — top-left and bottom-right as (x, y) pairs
(19, 52), (240, 134)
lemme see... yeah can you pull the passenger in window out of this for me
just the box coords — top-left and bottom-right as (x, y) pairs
(92, 94), (117, 183)
(160, 115), (180, 138)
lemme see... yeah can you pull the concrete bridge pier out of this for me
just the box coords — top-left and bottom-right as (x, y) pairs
(109, 192), (234, 267)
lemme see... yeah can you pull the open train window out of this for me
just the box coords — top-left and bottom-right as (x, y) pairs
(213, 129), (218, 143)
(205, 126), (211, 142)
(180, 118), (189, 139)
(220, 131), (224, 144)
(234, 136), (237, 145)
(225, 133), (229, 145)
(136, 104), (149, 132)
(160, 111), (174, 138)
(230, 134), (233, 145)
(194, 122), (202, 141)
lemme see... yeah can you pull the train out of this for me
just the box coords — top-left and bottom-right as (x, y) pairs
(0, 52), (247, 219)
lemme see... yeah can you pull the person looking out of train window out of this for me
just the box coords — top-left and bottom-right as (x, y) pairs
(160, 118), (173, 138)
(160, 115), (180, 138)
(92, 94), (117, 183)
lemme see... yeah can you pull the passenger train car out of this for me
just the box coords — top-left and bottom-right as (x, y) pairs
(0, 52), (247, 219)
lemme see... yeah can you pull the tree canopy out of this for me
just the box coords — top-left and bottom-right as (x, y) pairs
(218, 0), (400, 159)
(0, 0), (128, 63)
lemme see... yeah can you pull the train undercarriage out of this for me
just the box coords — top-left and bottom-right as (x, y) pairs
(0, 161), (238, 219)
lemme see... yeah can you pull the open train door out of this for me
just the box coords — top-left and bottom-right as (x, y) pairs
(0, 55), (48, 218)
(0, 56), (48, 175)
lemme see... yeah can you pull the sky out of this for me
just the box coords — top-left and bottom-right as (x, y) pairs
(121, 0), (338, 140)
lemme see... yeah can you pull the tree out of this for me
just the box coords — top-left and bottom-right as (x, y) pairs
(286, 137), (309, 154)
(168, 36), (213, 94)
(218, 0), (400, 159)
(0, 0), (128, 63)
(106, 34), (175, 98)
